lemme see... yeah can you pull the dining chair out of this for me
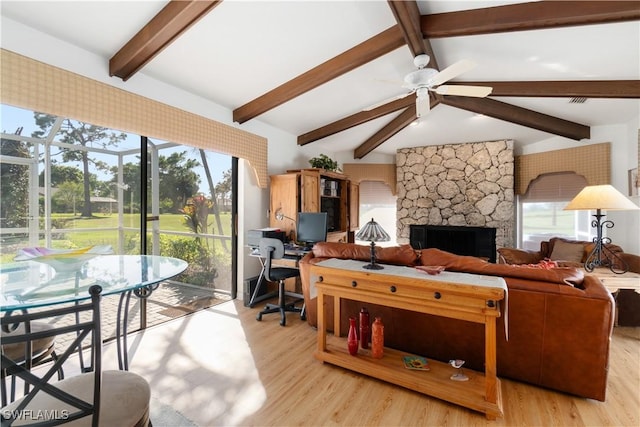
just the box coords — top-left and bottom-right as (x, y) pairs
(0, 285), (151, 426)
(1, 320), (64, 406)
(256, 238), (304, 326)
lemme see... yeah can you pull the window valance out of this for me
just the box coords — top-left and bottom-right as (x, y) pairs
(0, 49), (267, 187)
(342, 163), (397, 195)
(515, 143), (610, 195)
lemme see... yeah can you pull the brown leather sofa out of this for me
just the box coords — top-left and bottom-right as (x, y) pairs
(497, 237), (624, 268)
(299, 242), (615, 401)
(498, 238), (639, 326)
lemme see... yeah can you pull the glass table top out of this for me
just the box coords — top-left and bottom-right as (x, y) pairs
(1, 255), (188, 311)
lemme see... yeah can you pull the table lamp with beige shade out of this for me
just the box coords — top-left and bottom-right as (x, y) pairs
(564, 184), (640, 273)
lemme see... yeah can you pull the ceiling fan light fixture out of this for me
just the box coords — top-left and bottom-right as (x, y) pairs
(416, 89), (430, 118)
(404, 68), (438, 88)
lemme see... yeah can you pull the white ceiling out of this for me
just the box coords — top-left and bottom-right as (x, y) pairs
(2, 0), (639, 158)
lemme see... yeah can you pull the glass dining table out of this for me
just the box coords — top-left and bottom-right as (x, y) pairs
(1, 255), (188, 370)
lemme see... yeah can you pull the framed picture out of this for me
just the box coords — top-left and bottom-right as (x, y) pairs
(629, 168), (639, 197)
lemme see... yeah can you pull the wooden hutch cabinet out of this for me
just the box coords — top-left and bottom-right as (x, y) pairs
(270, 169), (359, 243)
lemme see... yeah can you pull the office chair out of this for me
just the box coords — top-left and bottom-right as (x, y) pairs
(1, 285), (151, 426)
(256, 238), (304, 326)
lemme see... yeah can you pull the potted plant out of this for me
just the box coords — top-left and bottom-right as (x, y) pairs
(309, 154), (341, 172)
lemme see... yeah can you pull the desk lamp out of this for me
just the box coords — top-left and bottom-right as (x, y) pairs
(274, 208), (296, 242)
(563, 184), (639, 273)
(355, 218), (390, 270)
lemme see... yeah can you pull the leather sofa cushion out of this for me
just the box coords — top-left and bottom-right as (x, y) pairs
(421, 248), (584, 286)
(498, 247), (542, 265)
(312, 242), (419, 266)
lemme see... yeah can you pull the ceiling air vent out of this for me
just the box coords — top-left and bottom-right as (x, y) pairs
(569, 97), (587, 104)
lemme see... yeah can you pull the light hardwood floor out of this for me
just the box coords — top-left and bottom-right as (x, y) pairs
(106, 299), (639, 427)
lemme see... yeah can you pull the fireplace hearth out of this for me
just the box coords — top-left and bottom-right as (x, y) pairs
(410, 225), (497, 263)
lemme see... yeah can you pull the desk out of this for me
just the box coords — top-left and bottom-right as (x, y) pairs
(1, 255), (187, 369)
(311, 259), (506, 420)
(247, 245), (310, 308)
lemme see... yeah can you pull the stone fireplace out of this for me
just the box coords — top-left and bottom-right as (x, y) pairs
(396, 140), (514, 254)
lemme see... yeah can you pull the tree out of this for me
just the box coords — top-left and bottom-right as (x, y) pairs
(158, 152), (200, 213)
(0, 133), (30, 228)
(198, 150), (229, 251)
(33, 114), (127, 217)
(111, 161), (141, 213)
(39, 164), (83, 187)
(53, 181), (83, 214)
(215, 169), (232, 211)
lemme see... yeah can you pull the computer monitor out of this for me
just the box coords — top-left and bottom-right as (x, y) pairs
(296, 212), (328, 249)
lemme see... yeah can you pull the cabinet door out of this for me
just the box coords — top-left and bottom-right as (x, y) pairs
(270, 174), (299, 239)
(348, 181), (360, 232)
(300, 170), (320, 212)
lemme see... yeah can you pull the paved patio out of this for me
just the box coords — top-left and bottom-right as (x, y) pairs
(50, 282), (232, 352)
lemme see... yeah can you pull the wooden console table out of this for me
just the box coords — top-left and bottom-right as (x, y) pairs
(311, 259), (506, 420)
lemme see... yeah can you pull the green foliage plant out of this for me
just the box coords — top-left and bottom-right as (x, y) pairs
(309, 154), (341, 172)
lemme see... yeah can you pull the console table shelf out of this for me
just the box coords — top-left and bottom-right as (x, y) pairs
(311, 260), (506, 420)
(315, 335), (503, 417)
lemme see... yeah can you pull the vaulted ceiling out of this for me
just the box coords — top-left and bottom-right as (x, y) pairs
(2, 1), (639, 158)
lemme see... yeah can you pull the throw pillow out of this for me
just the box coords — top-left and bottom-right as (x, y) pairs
(549, 240), (584, 263)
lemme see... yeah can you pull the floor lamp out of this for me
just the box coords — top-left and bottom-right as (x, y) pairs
(564, 185), (639, 274)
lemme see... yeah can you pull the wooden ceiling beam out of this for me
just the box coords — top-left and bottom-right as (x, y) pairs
(421, 1), (640, 38)
(354, 107), (418, 159)
(440, 96), (590, 141)
(298, 96), (415, 146)
(446, 80), (640, 98)
(233, 26), (405, 124)
(387, 0), (438, 68)
(110, 0), (221, 81)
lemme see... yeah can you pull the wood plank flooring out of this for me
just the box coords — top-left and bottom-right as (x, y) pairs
(107, 299), (638, 426)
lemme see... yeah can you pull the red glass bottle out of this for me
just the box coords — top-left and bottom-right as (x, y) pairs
(359, 307), (370, 349)
(371, 317), (384, 359)
(347, 317), (358, 356)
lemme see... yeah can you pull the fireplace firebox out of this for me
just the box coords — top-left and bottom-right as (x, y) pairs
(410, 225), (497, 263)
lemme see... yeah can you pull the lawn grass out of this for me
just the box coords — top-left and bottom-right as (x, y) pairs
(1, 212), (232, 263)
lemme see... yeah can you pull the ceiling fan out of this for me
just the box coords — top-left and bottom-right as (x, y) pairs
(366, 54), (493, 118)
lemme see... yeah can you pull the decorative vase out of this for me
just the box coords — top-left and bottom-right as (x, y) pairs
(359, 307), (370, 349)
(347, 317), (358, 356)
(371, 317), (384, 359)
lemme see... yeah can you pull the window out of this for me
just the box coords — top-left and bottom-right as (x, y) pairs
(1, 104), (235, 297)
(357, 181), (397, 246)
(519, 172), (595, 250)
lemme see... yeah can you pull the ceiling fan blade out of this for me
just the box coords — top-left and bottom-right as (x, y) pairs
(435, 85), (492, 97)
(364, 91), (412, 111)
(430, 59), (476, 86)
(416, 95), (430, 118)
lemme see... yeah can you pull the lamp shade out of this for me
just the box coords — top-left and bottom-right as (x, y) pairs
(355, 218), (390, 242)
(563, 185), (639, 211)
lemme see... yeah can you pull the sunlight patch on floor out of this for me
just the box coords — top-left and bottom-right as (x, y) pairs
(104, 301), (267, 426)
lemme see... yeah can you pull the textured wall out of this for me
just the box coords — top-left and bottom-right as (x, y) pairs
(396, 140), (514, 250)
